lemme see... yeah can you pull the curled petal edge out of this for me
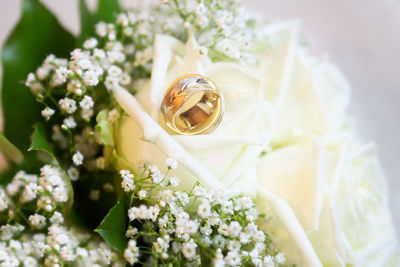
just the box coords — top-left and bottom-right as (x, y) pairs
(113, 85), (223, 189)
(258, 187), (323, 267)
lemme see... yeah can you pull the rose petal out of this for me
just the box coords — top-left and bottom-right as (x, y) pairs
(257, 187), (323, 267)
(113, 85), (222, 189)
(147, 34), (185, 120)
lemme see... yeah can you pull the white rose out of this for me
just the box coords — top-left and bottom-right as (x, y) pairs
(257, 133), (400, 266)
(113, 23), (399, 266)
(115, 23), (347, 191)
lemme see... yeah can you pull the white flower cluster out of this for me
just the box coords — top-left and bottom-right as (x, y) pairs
(164, 0), (258, 62)
(24, 0), (260, 182)
(0, 188), (10, 212)
(6, 165), (69, 213)
(0, 164), (122, 266)
(120, 159), (286, 266)
(0, 222), (121, 266)
(25, 51), (105, 173)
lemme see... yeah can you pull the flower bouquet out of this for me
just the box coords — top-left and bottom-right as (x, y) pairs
(0, 0), (399, 266)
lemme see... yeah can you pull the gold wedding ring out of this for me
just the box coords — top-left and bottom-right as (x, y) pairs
(160, 74), (224, 135)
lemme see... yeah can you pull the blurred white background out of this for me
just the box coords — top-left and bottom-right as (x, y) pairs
(0, 0), (399, 235)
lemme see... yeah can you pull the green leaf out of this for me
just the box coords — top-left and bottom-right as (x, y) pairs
(28, 123), (74, 213)
(95, 110), (115, 147)
(77, 0), (96, 46)
(78, 0), (120, 46)
(28, 123), (54, 156)
(67, 204), (90, 230)
(0, 153), (41, 185)
(72, 170), (119, 230)
(0, 132), (23, 164)
(96, 192), (127, 252)
(1, 0), (75, 152)
(96, 0), (121, 23)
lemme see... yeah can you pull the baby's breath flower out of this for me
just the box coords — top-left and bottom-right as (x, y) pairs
(275, 253), (286, 264)
(126, 227), (138, 238)
(93, 48), (106, 60)
(41, 107), (55, 120)
(124, 240), (139, 265)
(107, 50), (125, 64)
(213, 248), (225, 267)
(49, 211), (64, 224)
(168, 176), (180, 187)
(95, 22), (108, 37)
(82, 70), (100, 86)
(25, 72), (36, 86)
(62, 116), (77, 129)
(79, 95), (94, 110)
(52, 186), (68, 202)
(197, 202), (211, 219)
(263, 255), (275, 267)
(21, 183), (39, 203)
(59, 98), (77, 114)
(227, 240), (241, 251)
(30, 82), (45, 96)
(81, 108), (94, 120)
(60, 246), (76, 261)
(134, 47), (153, 67)
(29, 214), (46, 229)
(138, 190), (147, 199)
(182, 239), (197, 259)
(76, 247), (89, 258)
(37, 196), (54, 212)
(107, 65), (122, 77)
(36, 65), (50, 80)
(72, 151), (84, 166)
(67, 167), (79, 181)
(54, 67), (68, 85)
(120, 169), (135, 192)
(120, 169), (133, 179)
(253, 230), (266, 243)
(149, 165), (164, 184)
(228, 221), (242, 238)
(127, 207), (137, 221)
(153, 236), (169, 254)
(0, 188), (9, 211)
(200, 223), (212, 237)
(225, 250), (242, 266)
(83, 38), (98, 50)
(176, 191), (189, 205)
(165, 158), (178, 169)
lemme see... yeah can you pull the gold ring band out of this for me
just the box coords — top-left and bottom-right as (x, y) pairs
(160, 74), (224, 135)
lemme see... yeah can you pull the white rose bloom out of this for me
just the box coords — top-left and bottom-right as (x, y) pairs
(113, 23), (400, 266)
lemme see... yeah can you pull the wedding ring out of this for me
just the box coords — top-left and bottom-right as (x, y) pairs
(160, 74), (224, 135)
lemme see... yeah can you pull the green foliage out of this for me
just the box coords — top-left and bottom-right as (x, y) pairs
(0, 124), (49, 185)
(0, 132), (23, 164)
(1, 0), (75, 152)
(28, 123), (74, 213)
(72, 170), (119, 230)
(0, 154), (41, 186)
(28, 123), (54, 156)
(95, 110), (115, 147)
(78, 0), (96, 46)
(95, 192), (128, 252)
(78, 0), (121, 46)
(96, 0), (121, 23)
